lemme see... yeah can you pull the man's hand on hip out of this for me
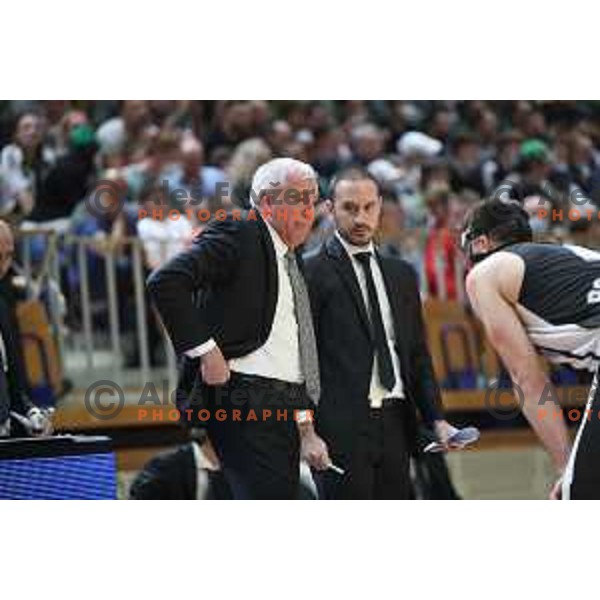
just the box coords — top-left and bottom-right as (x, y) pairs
(200, 345), (230, 386)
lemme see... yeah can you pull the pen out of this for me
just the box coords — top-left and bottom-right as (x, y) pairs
(327, 462), (345, 475)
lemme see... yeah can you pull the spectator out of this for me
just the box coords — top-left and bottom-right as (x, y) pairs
(396, 131), (443, 194)
(227, 137), (272, 207)
(122, 128), (182, 202)
(205, 101), (257, 154)
(68, 171), (138, 346)
(26, 122), (97, 224)
(475, 109), (499, 161)
(423, 187), (460, 299)
(161, 135), (228, 208)
(137, 180), (194, 270)
(310, 126), (345, 187)
(0, 160), (31, 220)
(449, 132), (486, 196)
(481, 130), (523, 193)
(421, 158), (452, 193)
(267, 119), (294, 155)
(44, 103), (85, 158)
(377, 194), (407, 257)
(0, 112), (54, 218)
(349, 123), (386, 167)
(568, 132), (599, 195)
(96, 100), (154, 166)
(523, 109), (548, 140)
(508, 139), (568, 206)
(427, 107), (455, 146)
(149, 100), (188, 129)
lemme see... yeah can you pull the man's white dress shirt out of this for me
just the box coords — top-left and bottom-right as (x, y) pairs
(335, 231), (405, 408)
(185, 219), (303, 384)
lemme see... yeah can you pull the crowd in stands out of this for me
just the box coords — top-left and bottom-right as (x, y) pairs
(1, 100), (600, 323)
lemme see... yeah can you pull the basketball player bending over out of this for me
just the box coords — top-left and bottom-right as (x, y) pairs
(462, 199), (600, 499)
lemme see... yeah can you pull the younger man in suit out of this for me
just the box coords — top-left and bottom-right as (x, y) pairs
(304, 168), (455, 499)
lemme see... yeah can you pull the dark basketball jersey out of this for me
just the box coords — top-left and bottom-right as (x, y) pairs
(503, 243), (600, 370)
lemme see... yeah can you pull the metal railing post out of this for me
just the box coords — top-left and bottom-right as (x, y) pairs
(132, 239), (150, 384)
(77, 238), (94, 369)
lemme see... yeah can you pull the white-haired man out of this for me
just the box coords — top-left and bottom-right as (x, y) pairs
(148, 158), (331, 499)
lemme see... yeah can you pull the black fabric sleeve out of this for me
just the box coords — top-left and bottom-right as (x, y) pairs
(147, 218), (242, 355)
(405, 266), (444, 424)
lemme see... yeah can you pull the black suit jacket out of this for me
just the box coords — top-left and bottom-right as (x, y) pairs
(129, 442), (233, 500)
(148, 210), (316, 416)
(147, 210), (278, 359)
(303, 235), (443, 458)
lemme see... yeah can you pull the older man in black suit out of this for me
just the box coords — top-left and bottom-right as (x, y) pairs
(148, 158), (330, 499)
(304, 168), (455, 499)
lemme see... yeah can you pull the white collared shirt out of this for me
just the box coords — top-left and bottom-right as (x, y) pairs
(186, 219), (303, 384)
(335, 231), (405, 407)
(228, 219), (303, 382)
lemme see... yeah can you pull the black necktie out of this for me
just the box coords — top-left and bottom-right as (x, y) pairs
(354, 252), (396, 391)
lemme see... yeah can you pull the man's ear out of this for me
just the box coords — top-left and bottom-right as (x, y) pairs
(473, 234), (490, 252)
(324, 199), (334, 214)
(259, 192), (280, 218)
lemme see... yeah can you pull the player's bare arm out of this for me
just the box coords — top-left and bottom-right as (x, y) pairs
(466, 252), (571, 472)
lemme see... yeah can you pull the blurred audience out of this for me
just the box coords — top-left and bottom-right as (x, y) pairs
(137, 180), (193, 270)
(423, 187), (460, 300)
(1, 99), (600, 357)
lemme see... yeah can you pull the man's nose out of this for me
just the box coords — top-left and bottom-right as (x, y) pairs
(354, 211), (369, 226)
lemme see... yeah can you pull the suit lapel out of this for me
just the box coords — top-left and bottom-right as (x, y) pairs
(326, 236), (372, 341)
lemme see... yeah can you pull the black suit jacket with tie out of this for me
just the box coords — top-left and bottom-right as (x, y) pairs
(147, 210), (278, 359)
(147, 210), (313, 413)
(303, 235), (443, 459)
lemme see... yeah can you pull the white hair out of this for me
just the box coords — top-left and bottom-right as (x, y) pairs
(250, 157), (317, 204)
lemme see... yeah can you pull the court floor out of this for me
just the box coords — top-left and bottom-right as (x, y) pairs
(117, 432), (557, 500)
(446, 444), (554, 499)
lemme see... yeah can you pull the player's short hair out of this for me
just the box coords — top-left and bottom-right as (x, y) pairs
(463, 198), (533, 246)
